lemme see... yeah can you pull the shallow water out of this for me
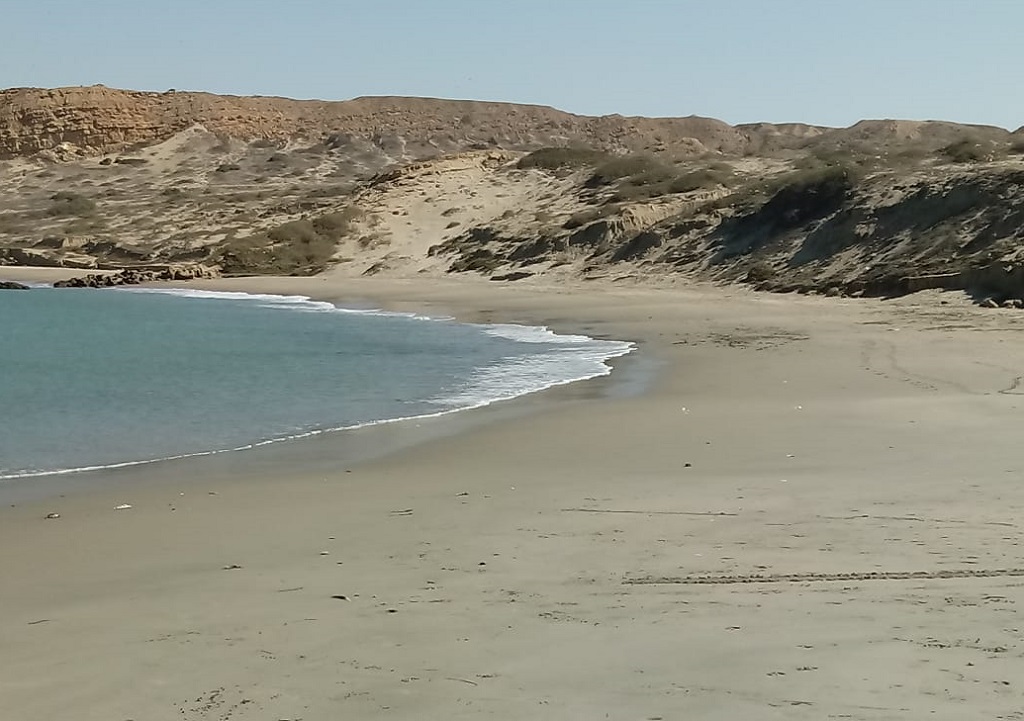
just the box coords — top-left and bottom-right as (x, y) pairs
(0, 286), (632, 479)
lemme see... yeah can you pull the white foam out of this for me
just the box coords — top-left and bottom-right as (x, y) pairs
(119, 286), (442, 320)
(119, 286), (340, 313)
(429, 338), (633, 411)
(481, 322), (601, 345)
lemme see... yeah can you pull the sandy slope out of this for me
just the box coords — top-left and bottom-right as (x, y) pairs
(1, 273), (1024, 720)
(327, 150), (704, 281)
(330, 151), (561, 276)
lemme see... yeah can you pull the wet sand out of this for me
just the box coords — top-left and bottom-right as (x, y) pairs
(2, 271), (1024, 720)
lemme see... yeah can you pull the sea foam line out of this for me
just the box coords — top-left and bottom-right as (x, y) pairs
(118, 286), (445, 320)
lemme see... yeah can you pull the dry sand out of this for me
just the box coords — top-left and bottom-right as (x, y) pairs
(2, 271), (1024, 720)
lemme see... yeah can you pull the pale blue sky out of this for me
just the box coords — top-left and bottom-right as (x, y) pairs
(3, 0), (1021, 129)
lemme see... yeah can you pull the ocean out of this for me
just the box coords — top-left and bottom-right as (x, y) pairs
(0, 285), (632, 480)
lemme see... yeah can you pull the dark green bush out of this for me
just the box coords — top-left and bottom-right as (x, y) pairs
(624, 165), (677, 187)
(214, 206), (361, 275)
(774, 163), (860, 195)
(603, 163), (733, 203)
(215, 231), (333, 276)
(517, 146), (610, 170)
(312, 207), (363, 236)
(667, 167), (733, 193)
(749, 164), (858, 231)
(746, 261), (776, 283)
(940, 138), (990, 163)
(588, 154), (670, 186)
(267, 220), (318, 244)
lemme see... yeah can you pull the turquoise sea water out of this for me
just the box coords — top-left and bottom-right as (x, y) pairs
(0, 285), (632, 480)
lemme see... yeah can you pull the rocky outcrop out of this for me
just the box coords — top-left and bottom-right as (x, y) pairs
(0, 86), (754, 160)
(0, 247), (98, 268)
(0, 280), (29, 289)
(52, 264), (218, 288)
(1, 85), (1012, 162)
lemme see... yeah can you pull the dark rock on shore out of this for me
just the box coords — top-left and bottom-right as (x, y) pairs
(52, 264), (218, 289)
(0, 280), (30, 290)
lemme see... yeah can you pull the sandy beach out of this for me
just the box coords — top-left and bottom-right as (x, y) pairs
(2, 269), (1024, 720)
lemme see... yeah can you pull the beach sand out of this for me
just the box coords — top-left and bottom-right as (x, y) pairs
(2, 271), (1024, 720)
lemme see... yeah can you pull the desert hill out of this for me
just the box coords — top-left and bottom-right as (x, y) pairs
(1, 86), (1023, 302)
(3, 85), (1017, 162)
(0, 85), (762, 160)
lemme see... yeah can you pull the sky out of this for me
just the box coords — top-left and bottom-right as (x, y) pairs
(2, 0), (1021, 130)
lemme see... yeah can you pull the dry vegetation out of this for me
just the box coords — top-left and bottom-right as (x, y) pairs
(1, 93), (1023, 301)
(214, 207), (363, 275)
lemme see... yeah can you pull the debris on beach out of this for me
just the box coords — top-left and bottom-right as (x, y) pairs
(114, 504), (132, 510)
(44, 512), (61, 519)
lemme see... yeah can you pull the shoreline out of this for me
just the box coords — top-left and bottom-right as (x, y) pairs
(0, 272), (641, 503)
(3, 268), (1024, 719)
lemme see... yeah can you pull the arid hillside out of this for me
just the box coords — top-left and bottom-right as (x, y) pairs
(0, 85), (780, 160)
(3, 85), (1019, 162)
(1, 86), (1023, 302)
